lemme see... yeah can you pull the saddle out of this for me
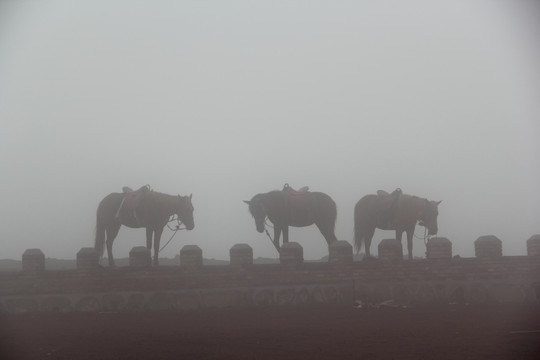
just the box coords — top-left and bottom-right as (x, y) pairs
(282, 183), (309, 195)
(282, 183), (311, 224)
(115, 185), (151, 225)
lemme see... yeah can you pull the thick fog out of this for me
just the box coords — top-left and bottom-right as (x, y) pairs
(1, 1), (539, 261)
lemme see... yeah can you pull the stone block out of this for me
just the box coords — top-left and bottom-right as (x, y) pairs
(527, 234), (540, 256)
(378, 239), (403, 261)
(279, 242), (303, 267)
(426, 237), (452, 259)
(474, 235), (502, 258)
(76, 247), (100, 270)
(22, 248), (45, 272)
(328, 240), (353, 263)
(230, 243), (253, 266)
(180, 245), (203, 268)
(129, 246), (151, 267)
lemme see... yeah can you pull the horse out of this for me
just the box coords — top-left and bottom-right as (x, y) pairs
(94, 186), (195, 266)
(354, 189), (441, 260)
(244, 184), (337, 251)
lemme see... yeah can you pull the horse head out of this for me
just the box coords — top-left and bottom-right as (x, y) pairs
(244, 196), (266, 233)
(175, 194), (195, 230)
(418, 199), (441, 236)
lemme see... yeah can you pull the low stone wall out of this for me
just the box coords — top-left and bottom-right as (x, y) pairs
(1, 235), (539, 313)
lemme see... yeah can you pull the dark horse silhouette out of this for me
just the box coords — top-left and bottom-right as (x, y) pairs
(244, 184), (337, 251)
(354, 189), (441, 260)
(95, 186), (194, 266)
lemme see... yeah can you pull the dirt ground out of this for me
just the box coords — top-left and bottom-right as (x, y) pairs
(1, 304), (539, 360)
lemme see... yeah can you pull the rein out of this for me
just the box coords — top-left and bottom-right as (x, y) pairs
(413, 226), (430, 245)
(263, 219), (280, 252)
(158, 216), (186, 253)
(413, 201), (432, 245)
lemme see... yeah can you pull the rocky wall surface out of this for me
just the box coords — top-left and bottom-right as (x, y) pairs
(1, 256), (539, 314)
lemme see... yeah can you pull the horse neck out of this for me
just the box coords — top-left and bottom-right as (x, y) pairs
(257, 191), (284, 217)
(149, 192), (179, 216)
(402, 194), (427, 219)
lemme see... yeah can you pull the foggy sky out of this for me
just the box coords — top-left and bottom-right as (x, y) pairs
(1, 1), (539, 261)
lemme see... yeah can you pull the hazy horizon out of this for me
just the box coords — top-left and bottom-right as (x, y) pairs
(1, 1), (539, 261)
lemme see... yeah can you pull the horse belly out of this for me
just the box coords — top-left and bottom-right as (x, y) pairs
(116, 209), (146, 228)
(289, 207), (313, 227)
(121, 218), (145, 228)
(289, 219), (313, 227)
(376, 223), (395, 231)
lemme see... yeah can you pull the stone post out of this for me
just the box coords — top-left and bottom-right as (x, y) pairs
(279, 242), (303, 267)
(230, 243), (253, 267)
(378, 239), (403, 261)
(77, 248), (100, 270)
(474, 235), (502, 258)
(129, 246), (151, 267)
(328, 240), (353, 263)
(527, 234), (540, 257)
(426, 237), (452, 260)
(180, 245), (203, 269)
(22, 248), (45, 271)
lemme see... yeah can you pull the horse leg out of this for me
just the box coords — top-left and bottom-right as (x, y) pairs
(364, 227), (375, 259)
(105, 224), (121, 267)
(406, 228), (414, 260)
(315, 222), (337, 245)
(395, 228), (413, 259)
(146, 228), (153, 250)
(273, 226), (282, 250)
(395, 230), (402, 253)
(153, 228), (163, 266)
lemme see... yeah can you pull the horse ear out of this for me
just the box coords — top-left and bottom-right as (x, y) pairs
(243, 200), (250, 205)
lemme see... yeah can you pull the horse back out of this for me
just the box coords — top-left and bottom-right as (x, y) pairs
(354, 194), (380, 223)
(355, 193), (408, 230)
(288, 191), (336, 227)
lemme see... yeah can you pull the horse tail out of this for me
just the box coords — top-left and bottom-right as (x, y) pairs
(329, 198), (338, 242)
(94, 214), (106, 257)
(94, 196), (111, 258)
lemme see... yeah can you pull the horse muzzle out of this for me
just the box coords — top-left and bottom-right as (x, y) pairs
(255, 222), (265, 233)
